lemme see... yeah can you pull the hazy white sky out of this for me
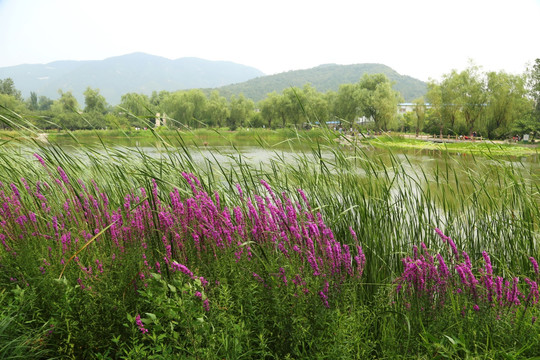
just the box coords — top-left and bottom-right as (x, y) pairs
(0, 0), (538, 81)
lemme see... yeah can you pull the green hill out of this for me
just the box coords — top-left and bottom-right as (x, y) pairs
(212, 63), (427, 102)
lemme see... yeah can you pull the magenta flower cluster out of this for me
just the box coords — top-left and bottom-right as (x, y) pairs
(0, 157), (365, 311)
(395, 228), (540, 317)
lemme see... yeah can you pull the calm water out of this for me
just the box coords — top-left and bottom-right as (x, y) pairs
(12, 135), (539, 186)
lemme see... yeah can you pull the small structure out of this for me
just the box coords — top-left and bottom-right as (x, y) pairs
(155, 113), (168, 128)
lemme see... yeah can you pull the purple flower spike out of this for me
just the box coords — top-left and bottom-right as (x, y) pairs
(33, 153), (47, 167)
(135, 314), (148, 334)
(530, 257), (539, 275)
(57, 166), (70, 185)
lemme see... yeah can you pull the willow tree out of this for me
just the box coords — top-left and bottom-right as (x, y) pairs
(358, 74), (401, 131)
(457, 65), (486, 136)
(484, 71), (529, 138)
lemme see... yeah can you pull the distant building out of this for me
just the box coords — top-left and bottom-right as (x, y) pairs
(397, 103), (432, 114)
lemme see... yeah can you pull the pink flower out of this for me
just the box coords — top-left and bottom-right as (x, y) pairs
(135, 314), (148, 334)
(530, 257), (539, 275)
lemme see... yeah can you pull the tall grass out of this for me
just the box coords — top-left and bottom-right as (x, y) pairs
(0, 111), (539, 357)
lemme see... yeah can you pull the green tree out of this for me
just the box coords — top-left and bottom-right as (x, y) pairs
(260, 92), (280, 129)
(427, 71), (463, 136)
(184, 89), (208, 128)
(26, 92), (38, 111)
(150, 90), (170, 111)
(523, 58), (540, 138)
(228, 94), (254, 130)
(118, 93), (152, 127)
(83, 87), (107, 114)
(205, 91), (229, 127)
(161, 92), (194, 129)
(484, 71), (530, 139)
(528, 58), (540, 114)
(0, 78), (22, 100)
(38, 96), (53, 111)
(282, 87), (307, 128)
(358, 74), (401, 131)
(0, 93), (26, 129)
(412, 97), (426, 136)
(456, 65), (486, 136)
(302, 84), (329, 125)
(50, 90), (81, 129)
(53, 90), (80, 113)
(333, 83), (361, 125)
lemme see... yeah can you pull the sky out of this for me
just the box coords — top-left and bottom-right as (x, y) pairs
(0, 0), (539, 82)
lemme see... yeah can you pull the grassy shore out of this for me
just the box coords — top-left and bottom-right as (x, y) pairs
(41, 128), (338, 148)
(355, 134), (539, 157)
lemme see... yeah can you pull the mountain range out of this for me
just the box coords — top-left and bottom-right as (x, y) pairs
(0, 53), (426, 105)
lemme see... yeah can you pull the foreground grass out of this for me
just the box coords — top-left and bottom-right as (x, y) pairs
(0, 124), (539, 358)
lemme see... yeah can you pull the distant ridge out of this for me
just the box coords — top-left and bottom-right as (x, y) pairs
(213, 63), (427, 102)
(0, 53), (427, 104)
(0, 53), (265, 105)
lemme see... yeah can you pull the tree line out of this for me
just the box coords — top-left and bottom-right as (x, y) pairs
(1, 60), (539, 139)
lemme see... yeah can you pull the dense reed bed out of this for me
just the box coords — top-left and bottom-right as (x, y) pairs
(0, 123), (538, 358)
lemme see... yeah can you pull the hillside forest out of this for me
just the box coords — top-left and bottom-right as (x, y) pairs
(1, 60), (539, 139)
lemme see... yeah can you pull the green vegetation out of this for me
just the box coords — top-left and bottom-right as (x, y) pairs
(2, 61), (540, 144)
(423, 61), (540, 139)
(2, 59), (540, 143)
(212, 62), (427, 102)
(0, 112), (538, 358)
(361, 135), (539, 156)
(42, 128), (337, 148)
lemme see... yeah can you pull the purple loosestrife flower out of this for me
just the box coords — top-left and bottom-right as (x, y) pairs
(530, 257), (539, 276)
(462, 251), (472, 270)
(199, 276), (209, 287)
(524, 278), (540, 305)
(203, 299), (210, 312)
(436, 253), (449, 279)
(33, 153), (47, 168)
(319, 291), (330, 308)
(57, 167), (70, 185)
(509, 277), (521, 305)
(482, 251), (495, 301)
(171, 261), (194, 279)
(151, 178), (160, 205)
(279, 267), (288, 285)
(235, 183), (244, 199)
(252, 272), (269, 288)
(298, 188), (311, 209)
(135, 314), (148, 334)
(435, 228), (459, 260)
(413, 245), (419, 260)
(307, 252), (320, 276)
(354, 245), (366, 277)
(182, 172), (199, 195)
(10, 184), (20, 200)
(20, 178), (30, 192)
(95, 259), (104, 273)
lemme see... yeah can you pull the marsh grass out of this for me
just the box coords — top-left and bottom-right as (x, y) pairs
(0, 112), (539, 358)
(364, 134), (539, 157)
